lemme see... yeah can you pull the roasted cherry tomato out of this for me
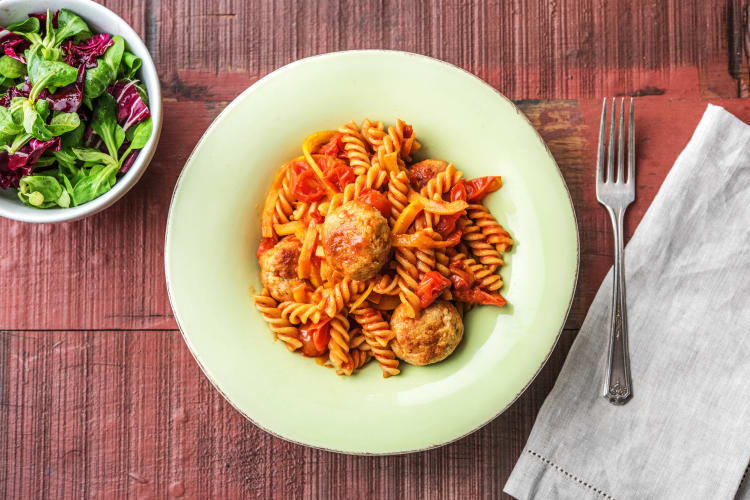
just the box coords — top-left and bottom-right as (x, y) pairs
(416, 271), (451, 309)
(299, 318), (332, 357)
(316, 132), (347, 159)
(290, 161), (326, 202)
(358, 188), (392, 219)
(436, 180), (467, 236)
(465, 176), (502, 202)
(318, 155), (356, 192)
(256, 236), (277, 259)
(453, 287), (507, 306)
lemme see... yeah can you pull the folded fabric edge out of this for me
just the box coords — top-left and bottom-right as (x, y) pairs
(504, 449), (613, 500)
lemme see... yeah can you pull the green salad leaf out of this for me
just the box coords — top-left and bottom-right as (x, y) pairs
(26, 45), (77, 89)
(118, 51), (142, 80)
(84, 35), (124, 99)
(7, 17), (40, 34)
(0, 56), (26, 79)
(54, 9), (92, 44)
(18, 175), (68, 208)
(89, 92), (119, 159)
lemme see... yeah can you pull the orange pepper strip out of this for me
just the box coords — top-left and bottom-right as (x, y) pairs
(261, 164), (290, 238)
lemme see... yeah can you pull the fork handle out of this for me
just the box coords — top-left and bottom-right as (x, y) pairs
(603, 207), (633, 404)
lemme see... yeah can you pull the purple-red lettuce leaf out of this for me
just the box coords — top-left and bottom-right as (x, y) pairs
(119, 149), (138, 173)
(107, 80), (150, 131)
(0, 136), (60, 188)
(62, 33), (113, 69)
(0, 80), (30, 107)
(37, 64), (85, 112)
(0, 30), (30, 63)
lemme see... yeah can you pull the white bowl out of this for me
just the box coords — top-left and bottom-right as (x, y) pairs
(0, 0), (162, 223)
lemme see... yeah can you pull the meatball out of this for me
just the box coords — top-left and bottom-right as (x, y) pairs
(259, 236), (306, 302)
(321, 200), (391, 281)
(408, 159), (449, 191)
(390, 300), (464, 366)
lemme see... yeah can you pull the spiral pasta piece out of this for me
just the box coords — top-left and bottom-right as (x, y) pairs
(352, 305), (395, 347)
(387, 170), (410, 224)
(254, 290), (302, 351)
(327, 314), (352, 370)
(277, 301), (323, 324)
(317, 279), (367, 318)
(466, 203), (514, 253)
(395, 246), (421, 318)
(361, 118), (385, 150)
(352, 306), (400, 378)
(420, 163), (462, 200)
(273, 171), (295, 225)
(292, 200), (323, 223)
(412, 215), (436, 278)
(373, 273), (400, 295)
(450, 251), (504, 291)
(338, 121), (371, 176)
(459, 216), (504, 268)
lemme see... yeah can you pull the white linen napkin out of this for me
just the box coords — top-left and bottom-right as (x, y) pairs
(504, 104), (750, 500)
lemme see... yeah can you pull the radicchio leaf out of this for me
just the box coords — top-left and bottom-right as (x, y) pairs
(83, 125), (104, 151)
(107, 80), (150, 131)
(120, 149), (138, 173)
(62, 33), (113, 69)
(0, 29), (30, 63)
(0, 136), (60, 188)
(37, 64), (86, 112)
(0, 80), (30, 108)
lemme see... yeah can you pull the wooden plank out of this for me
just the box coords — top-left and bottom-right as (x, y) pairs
(0, 328), (577, 499)
(148, 0), (737, 101)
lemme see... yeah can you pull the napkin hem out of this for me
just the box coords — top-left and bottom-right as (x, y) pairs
(525, 449), (615, 499)
(505, 449), (615, 500)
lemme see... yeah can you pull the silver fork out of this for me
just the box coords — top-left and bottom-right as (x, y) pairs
(596, 97), (635, 405)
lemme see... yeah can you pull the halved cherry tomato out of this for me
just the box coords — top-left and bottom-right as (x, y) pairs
(449, 260), (475, 289)
(402, 125), (413, 138)
(292, 169), (326, 202)
(299, 318), (332, 357)
(316, 132), (347, 159)
(436, 180), (467, 236)
(453, 287), (507, 306)
(465, 176), (502, 202)
(256, 236), (277, 259)
(416, 271), (451, 309)
(358, 188), (391, 219)
(318, 155), (356, 192)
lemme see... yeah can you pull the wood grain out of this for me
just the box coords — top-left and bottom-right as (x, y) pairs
(2, 0), (749, 498)
(1, 329), (577, 499)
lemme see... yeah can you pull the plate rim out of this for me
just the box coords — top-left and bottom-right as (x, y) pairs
(164, 49), (580, 455)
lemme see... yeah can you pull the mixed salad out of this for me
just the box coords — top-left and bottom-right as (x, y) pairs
(0, 9), (152, 208)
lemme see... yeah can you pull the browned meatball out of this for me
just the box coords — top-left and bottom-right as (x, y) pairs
(408, 159), (449, 191)
(321, 200), (391, 281)
(259, 236), (306, 302)
(390, 300), (464, 366)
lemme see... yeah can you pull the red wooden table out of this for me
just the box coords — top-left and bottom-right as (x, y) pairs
(3, 1), (750, 498)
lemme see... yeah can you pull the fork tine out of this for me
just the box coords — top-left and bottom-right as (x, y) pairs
(596, 98), (607, 183)
(607, 97), (616, 182)
(617, 98), (625, 183)
(627, 97), (635, 184)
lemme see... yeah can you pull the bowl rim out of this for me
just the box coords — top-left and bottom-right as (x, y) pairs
(0, 0), (163, 223)
(164, 49), (580, 455)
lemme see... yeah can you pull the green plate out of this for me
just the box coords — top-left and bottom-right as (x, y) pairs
(165, 51), (578, 454)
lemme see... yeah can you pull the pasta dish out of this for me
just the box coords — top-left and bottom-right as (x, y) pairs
(254, 119), (513, 377)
